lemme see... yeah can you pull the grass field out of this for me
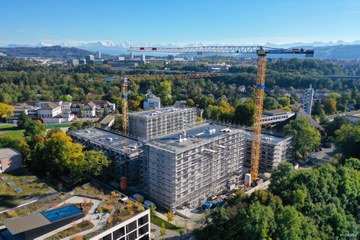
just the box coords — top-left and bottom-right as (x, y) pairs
(0, 123), (70, 139)
(0, 124), (25, 138)
(0, 168), (56, 211)
(151, 215), (184, 231)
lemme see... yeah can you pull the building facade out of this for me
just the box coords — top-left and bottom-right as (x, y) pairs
(143, 93), (161, 110)
(243, 131), (292, 173)
(303, 84), (314, 116)
(69, 128), (142, 185)
(129, 107), (197, 140)
(142, 124), (245, 209)
(89, 209), (150, 240)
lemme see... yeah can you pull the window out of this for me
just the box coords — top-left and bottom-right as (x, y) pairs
(138, 215), (148, 226)
(139, 224), (149, 235)
(126, 221), (137, 232)
(113, 227), (125, 239)
(126, 231), (137, 240)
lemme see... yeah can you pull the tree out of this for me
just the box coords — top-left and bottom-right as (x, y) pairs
(344, 158), (360, 170)
(278, 97), (290, 107)
(335, 124), (360, 158)
(0, 136), (30, 162)
(160, 222), (167, 237)
(283, 118), (321, 160)
(186, 99), (195, 107)
(264, 97), (279, 110)
(238, 202), (276, 240)
(80, 150), (110, 180)
(324, 116), (351, 140)
(234, 101), (254, 126)
(17, 111), (31, 129)
(269, 162), (295, 195)
(0, 102), (14, 119)
(43, 131), (85, 179)
(24, 120), (46, 139)
(166, 211), (174, 222)
(150, 203), (156, 217)
(323, 98), (337, 115)
(103, 107), (109, 116)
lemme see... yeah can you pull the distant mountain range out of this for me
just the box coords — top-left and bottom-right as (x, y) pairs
(0, 45), (113, 59)
(1, 40), (360, 59)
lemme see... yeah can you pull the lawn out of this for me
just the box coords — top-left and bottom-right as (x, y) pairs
(0, 124), (24, 139)
(0, 123), (70, 139)
(151, 215), (184, 231)
(45, 220), (94, 240)
(0, 168), (57, 211)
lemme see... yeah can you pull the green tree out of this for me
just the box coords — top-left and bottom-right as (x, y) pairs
(186, 99), (195, 107)
(324, 116), (351, 140)
(323, 98), (337, 115)
(335, 124), (360, 158)
(284, 118), (321, 160)
(17, 111), (31, 129)
(264, 97), (279, 110)
(238, 202), (276, 240)
(278, 97), (290, 107)
(79, 150), (110, 180)
(0, 136), (30, 162)
(160, 222), (167, 236)
(24, 120), (46, 139)
(234, 101), (255, 126)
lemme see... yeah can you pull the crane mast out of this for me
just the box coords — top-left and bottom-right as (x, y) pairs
(129, 46), (314, 181)
(121, 77), (129, 135)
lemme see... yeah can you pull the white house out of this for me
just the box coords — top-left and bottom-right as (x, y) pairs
(37, 103), (62, 118)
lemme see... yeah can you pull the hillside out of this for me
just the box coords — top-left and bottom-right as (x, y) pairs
(0, 46), (113, 59)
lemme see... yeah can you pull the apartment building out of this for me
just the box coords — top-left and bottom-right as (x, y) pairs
(243, 131), (292, 173)
(129, 107), (197, 140)
(303, 84), (314, 116)
(142, 124), (245, 209)
(68, 128), (142, 185)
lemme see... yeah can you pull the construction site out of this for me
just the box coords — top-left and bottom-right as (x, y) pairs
(142, 123), (245, 209)
(128, 107), (197, 140)
(67, 45), (314, 210)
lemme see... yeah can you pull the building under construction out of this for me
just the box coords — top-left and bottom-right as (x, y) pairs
(244, 131), (292, 173)
(142, 124), (245, 209)
(68, 127), (142, 185)
(128, 107), (197, 140)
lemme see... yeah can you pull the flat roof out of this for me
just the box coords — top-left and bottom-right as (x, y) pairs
(129, 107), (195, 117)
(149, 124), (243, 152)
(4, 213), (50, 235)
(43, 204), (83, 223)
(4, 205), (83, 235)
(69, 128), (140, 155)
(0, 148), (20, 159)
(263, 109), (292, 116)
(244, 130), (291, 144)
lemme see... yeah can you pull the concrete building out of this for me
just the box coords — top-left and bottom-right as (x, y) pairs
(8, 103), (40, 124)
(129, 107), (197, 140)
(142, 124), (245, 209)
(143, 92), (161, 110)
(3, 205), (85, 240)
(86, 54), (95, 63)
(37, 102), (62, 118)
(327, 109), (360, 124)
(88, 209), (150, 240)
(68, 128), (142, 185)
(303, 84), (314, 116)
(262, 109), (296, 125)
(0, 148), (22, 173)
(243, 131), (292, 173)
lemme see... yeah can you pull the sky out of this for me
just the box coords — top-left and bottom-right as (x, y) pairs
(1, 0), (360, 46)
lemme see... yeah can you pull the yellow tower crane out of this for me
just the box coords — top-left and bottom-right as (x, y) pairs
(121, 77), (129, 135)
(129, 46), (314, 181)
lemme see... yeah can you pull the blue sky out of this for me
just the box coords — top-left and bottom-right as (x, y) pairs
(1, 0), (360, 46)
